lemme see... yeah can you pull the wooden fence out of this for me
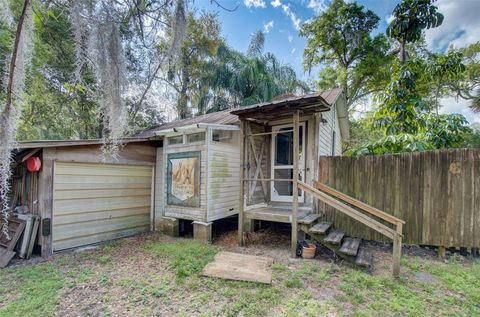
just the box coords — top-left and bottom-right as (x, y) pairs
(318, 149), (480, 248)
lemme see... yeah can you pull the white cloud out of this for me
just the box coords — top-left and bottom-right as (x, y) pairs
(263, 20), (274, 33)
(270, 0), (281, 8)
(425, 0), (480, 51)
(287, 35), (293, 42)
(385, 15), (394, 24)
(291, 48), (296, 54)
(307, 0), (327, 14)
(439, 96), (479, 124)
(244, 0), (266, 9)
(282, 4), (301, 30)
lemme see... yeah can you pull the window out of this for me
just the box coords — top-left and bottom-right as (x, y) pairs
(211, 129), (238, 145)
(187, 132), (205, 143)
(167, 135), (183, 145)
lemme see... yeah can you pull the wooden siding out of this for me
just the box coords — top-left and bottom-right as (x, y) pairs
(154, 147), (164, 227)
(318, 149), (480, 248)
(207, 140), (240, 222)
(318, 104), (342, 156)
(53, 143), (156, 166)
(52, 162), (152, 251)
(162, 144), (207, 221)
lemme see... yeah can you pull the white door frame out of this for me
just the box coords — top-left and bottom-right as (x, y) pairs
(270, 122), (306, 202)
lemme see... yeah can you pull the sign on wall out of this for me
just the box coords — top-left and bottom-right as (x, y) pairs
(167, 151), (201, 207)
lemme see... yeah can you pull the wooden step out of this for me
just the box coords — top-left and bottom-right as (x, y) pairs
(339, 238), (361, 256)
(324, 230), (344, 245)
(355, 248), (373, 268)
(298, 213), (321, 225)
(309, 222), (332, 235)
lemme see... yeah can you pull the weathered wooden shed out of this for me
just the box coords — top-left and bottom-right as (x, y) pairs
(12, 139), (157, 256)
(8, 89), (347, 256)
(140, 88), (348, 242)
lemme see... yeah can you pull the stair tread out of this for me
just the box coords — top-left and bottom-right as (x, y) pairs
(298, 214), (321, 225)
(355, 248), (373, 267)
(339, 238), (362, 256)
(324, 230), (344, 245)
(309, 222), (332, 234)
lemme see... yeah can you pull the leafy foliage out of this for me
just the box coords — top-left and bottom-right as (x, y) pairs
(301, 0), (393, 109)
(387, 0), (444, 63)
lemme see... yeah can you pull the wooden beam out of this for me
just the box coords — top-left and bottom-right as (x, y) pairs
(243, 178), (293, 182)
(392, 222), (403, 278)
(314, 181), (405, 225)
(246, 130), (294, 137)
(299, 181), (398, 240)
(291, 110), (300, 257)
(238, 119), (246, 246)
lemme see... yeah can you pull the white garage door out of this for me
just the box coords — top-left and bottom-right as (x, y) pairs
(53, 162), (153, 251)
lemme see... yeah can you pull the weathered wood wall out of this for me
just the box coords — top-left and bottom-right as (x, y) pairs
(318, 149), (480, 248)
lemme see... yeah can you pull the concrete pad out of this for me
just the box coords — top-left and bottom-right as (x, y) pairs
(202, 251), (273, 284)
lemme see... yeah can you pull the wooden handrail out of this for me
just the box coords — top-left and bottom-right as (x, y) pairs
(299, 182), (400, 239)
(314, 181), (405, 225)
(301, 180), (404, 277)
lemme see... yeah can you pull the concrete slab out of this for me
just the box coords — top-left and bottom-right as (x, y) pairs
(202, 251), (273, 284)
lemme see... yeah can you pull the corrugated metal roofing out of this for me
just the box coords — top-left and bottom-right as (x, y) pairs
(134, 109), (239, 138)
(134, 88), (343, 139)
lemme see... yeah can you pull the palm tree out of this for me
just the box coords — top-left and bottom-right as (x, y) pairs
(194, 32), (308, 114)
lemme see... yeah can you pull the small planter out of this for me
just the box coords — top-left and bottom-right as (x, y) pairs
(302, 243), (317, 259)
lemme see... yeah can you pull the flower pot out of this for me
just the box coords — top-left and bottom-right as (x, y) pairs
(302, 243), (316, 259)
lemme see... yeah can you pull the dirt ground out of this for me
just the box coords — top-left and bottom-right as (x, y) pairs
(1, 228), (479, 317)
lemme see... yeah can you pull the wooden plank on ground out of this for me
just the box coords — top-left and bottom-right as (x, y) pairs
(0, 248), (15, 268)
(202, 251), (273, 284)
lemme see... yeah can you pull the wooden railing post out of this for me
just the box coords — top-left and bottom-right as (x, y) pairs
(238, 119), (246, 246)
(291, 110), (300, 257)
(392, 222), (403, 278)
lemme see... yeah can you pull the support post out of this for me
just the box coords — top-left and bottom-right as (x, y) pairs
(238, 119), (246, 246)
(193, 221), (212, 243)
(438, 246), (446, 260)
(291, 110), (300, 257)
(392, 222), (403, 278)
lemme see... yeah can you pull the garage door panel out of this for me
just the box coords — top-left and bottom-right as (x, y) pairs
(55, 182), (151, 191)
(53, 226), (149, 251)
(52, 206), (150, 226)
(53, 196), (151, 215)
(53, 215), (150, 241)
(56, 163), (152, 177)
(54, 174), (151, 185)
(53, 162), (153, 251)
(54, 188), (151, 200)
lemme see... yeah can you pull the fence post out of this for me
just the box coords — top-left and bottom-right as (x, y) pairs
(392, 222), (403, 278)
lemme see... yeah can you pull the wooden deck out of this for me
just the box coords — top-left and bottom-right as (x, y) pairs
(244, 204), (312, 223)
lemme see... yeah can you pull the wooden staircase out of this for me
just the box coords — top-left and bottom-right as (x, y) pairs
(296, 181), (405, 276)
(298, 215), (373, 267)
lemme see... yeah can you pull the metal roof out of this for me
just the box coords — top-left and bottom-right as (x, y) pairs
(230, 89), (342, 120)
(15, 137), (151, 149)
(135, 88), (343, 138)
(134, 109), (239, 138)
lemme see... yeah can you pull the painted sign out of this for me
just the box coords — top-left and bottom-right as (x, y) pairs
(167, 151), (201, 207)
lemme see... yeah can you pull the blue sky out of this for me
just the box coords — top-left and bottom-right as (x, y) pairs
(195, 0), (480, 123)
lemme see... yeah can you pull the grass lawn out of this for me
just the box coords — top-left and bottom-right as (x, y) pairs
(0, 232), (478, 316)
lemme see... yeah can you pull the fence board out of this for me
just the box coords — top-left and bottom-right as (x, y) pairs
(318, 149), (480, 248)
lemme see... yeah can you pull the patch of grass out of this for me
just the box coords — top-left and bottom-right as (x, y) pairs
(220, 284), (282, 317)
(271, 262), (287, 271)
(97, 255), (111, 265)
(145, 239), (218, 281)
(284, 276), (303, 288)
(0, 264), (64, 317)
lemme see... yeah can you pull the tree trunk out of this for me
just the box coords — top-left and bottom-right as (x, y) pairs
(2, 0), (31, 120)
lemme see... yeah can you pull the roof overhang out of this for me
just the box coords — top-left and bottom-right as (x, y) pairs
(15, 137), (151, 149)
(154, 123), (240, 137)
(231, 92), (331, 121)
